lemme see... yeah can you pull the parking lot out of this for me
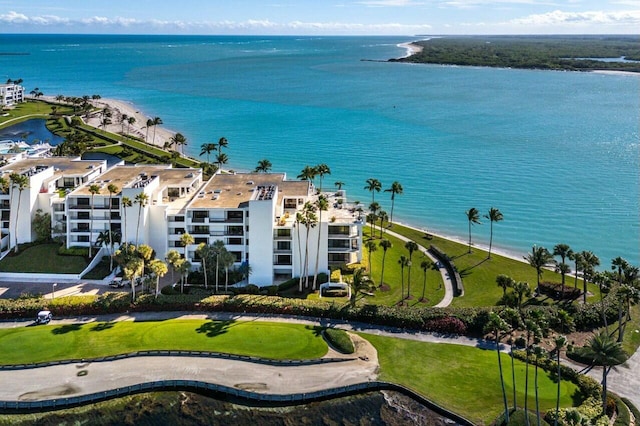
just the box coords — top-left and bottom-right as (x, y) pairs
(0, 280), (122, 299)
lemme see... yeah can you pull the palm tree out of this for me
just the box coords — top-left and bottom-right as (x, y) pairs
(580, 250), (600, 303)
(178, 259), (192, 294)
(553, 243), (574, 291)
(513, 281), (532, 310)
(496, 274), (514, 296)
(127, 116), (136, 135)
(148, 259), (168, 298)
(134, 192), (149, 245)
(254, 159), (272, 173)
(315, 163), (330, 192)
(124, 257), (144, 301)
(580, 331), (628, 413)
(334, 181), (345, 191)
(523, 318), (541, 425)
(295, 212), (304, 291)
(484, 207), (503, 259)
(9, 173), (28, 253)
(404, 241), (419, 299)
(121, 196), (132, 245)
(170, 133), (187, 154)
(349, 267), (374, 307)
(484, 312), (510, 424)
(180, 232), (195, 261)
(297, 165), (317, 184)
(300, 202), (317, 290)
(501, 308), (523, 412)
(368, 202), (380, 238)
(212, 240), (226, 293)
(88, 184), (101, 258)
(199, 142), (217, 163)
(378, 239), (392, 288)
(420, 258), (434, 302)
(312, 195), (329, 290)
(611, 256), (629, 284)
(165, 249), (182, 286)
(384, 181), (403, 225)
(398, 255), (409, 305)
(525, 245), (553, 295)
(570, 251), (582, 290)
(145, 118), (153, 142)
(364, 178), (382, 204)
(222, 251), (236, 292)
(216, 152), (228, 171)
(378, 210), (388, 238)
(553, 335), (567, 426)
(106, 184), (119, 270)
(465, 207), (481, 253)
(365, 240), (378, 275)
(150, 116), (163, 144)
(533, 345), (546, 426)
(217, 137), (228, 157)
(196, 243), (212, 290)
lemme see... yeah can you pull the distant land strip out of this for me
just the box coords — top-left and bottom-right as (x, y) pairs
(0, 53), (30, 56)
(390, 35), (640, 73)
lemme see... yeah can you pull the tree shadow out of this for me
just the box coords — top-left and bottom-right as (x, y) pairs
(90, 322), (115, 332)
(305, 325), (325, 337)
(51, 324), (82, 335)
(195, 320), (234, 338)
(459, 257), (489, 275)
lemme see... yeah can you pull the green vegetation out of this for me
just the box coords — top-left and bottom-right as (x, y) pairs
(0, 319), (328, 364)
(0, 243), (88, 273)
(364, 334), (580, 424)
(324, 328), (355, 354)
(0, 100), (74, 127)
(395, 35), (640, 73)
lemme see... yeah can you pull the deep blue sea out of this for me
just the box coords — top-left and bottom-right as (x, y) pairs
(1, 34), (638, 265)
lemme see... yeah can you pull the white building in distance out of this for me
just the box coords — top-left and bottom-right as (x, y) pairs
(0, 83), (25, 107)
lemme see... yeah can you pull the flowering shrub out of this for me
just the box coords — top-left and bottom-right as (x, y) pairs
(424, 316), (467, 334)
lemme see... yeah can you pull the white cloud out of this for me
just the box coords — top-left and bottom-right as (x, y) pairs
(510, 9), (640, 25)
(357, 0), (424, 6)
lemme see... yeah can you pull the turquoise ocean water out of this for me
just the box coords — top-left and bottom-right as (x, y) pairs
(1, 34), (638, 265)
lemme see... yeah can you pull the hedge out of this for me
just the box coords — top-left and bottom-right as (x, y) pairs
(621, 397), (640, 420)
(323, 328), (355, 354)
(613, 395), (630, 426)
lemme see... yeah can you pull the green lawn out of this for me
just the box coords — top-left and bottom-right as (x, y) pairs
(0, 244), (88, 274)
(0, 319), (328, 364)
(0, 101), (74, 127)
(364, 333), (581, 425)
(388, 223), (602, 307)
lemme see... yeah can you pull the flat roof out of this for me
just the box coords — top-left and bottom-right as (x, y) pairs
(69, 165), (202, 196)
(189, 173), (310, 209)
(0, 157), (104, 179)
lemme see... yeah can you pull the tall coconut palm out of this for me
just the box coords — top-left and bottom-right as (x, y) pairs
(196, 243), (212, 290)
(404, 240), (419, 299)
(315, 163), (330, 192)
(496, 274), (515, 297)
(420, 258), (434, 302)
(127, 116), (136, 135)
(254, 159), (272, 173)
(484, 312), (510, 424)
(8, 173), (28, 253)
(180, 232), (195, 261)
(148, 259), (168, 298)
(553, 335), (567, 426)
(222, 251), (236, 292)
(365, 240), (378, 275)
(465, 207), (481, 254)
(611, 257), (629, 284)
(124, 257), (144, 301)
(580, 250), (600, 303)
(145, 118), (153, 142)
(484, 207), (503, 259)
(513, 281), (532, 311)
(523, 318), (541, 426)
(212, 240), (226, 293)
(533, 345), (546, 426)
(199, 142), (217, 163)
(398, 255), (409, 305)
(300, 202), (317, 290)
(178, 259), (192, 294)
(165, 249), (182, 286)
(384, 181), (403, 225)
(216, 152), (228, 171)
(88, 184), (101, 258)
(570, 251), (582, 290)
(121, 196), (132, 244)
(106, 184), (119, 270)
(170, 132), (187, 154)
(378, 210), (388, 238)
(312, 195), (329, 290)
(217, 137), (228, 157)
(297, 165), (317, 186)
(525, 245), (553, 295)
(553, 243), (574, 291)
(368, 202), (380, 238)
(501, 308), (523, 411)
(150, 116), (163, 145)
(580, 331), (628, 413)
(379, 239), (392, 288)
(295, 212), (304, 292)
(334, 181), (345, 190)
(134, 192), (149, 245)
(364, 178), (382, 204)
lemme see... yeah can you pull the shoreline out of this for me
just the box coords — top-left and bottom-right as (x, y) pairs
(396, 41), (424, 59)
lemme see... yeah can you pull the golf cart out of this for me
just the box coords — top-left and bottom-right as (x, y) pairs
(35, 310), (52, 325)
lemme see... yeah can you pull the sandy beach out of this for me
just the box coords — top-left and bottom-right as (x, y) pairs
(41, 95), (176, 149)
(397, 41), (424, 58)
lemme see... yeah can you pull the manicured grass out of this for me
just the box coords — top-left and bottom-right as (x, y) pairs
(364, 333), (581, 425)
(0, 101), (74, 127)
(388, 223), (602, 307)
(0, 319), (328, 364)
(0, 244), (88, 274)
(363, 229), (444, 306)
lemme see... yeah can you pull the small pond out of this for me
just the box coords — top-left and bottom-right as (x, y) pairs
(0, 119), (65, 145)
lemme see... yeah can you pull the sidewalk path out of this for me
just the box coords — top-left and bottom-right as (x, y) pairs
(383, 228), (454, 308)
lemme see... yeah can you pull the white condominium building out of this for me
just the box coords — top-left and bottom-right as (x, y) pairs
(0, 83), (24, 107)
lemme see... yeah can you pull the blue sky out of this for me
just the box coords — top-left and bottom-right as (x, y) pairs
(0, 0), (638, 35)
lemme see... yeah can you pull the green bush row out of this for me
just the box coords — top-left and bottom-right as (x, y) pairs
(613, 395), (630, 426)
(323, 328), (355, 354)
(58, 246), (89, 257)
(621, 397), (640, 420)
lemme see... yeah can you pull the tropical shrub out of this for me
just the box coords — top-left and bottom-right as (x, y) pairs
(323, 328), (355, 354)
(612, 396), (630, 426)
(330, 269), (342, 283)
(424, 316), (467, 334)
(621, 398), (640, 421)
(58, 245), (89, 257)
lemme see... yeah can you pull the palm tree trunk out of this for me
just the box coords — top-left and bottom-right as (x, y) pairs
(155, 276), (160, 298)
(400, 268), (405, 305)
(524, 342), (531, 426)
(555, 351), (561, 426)
(512, 340), (518, 411)
(297, 223), (303, 292)
(497, 337), (510, 423)
(488, 222), (494, 259)
(602, 367), (607, 414)
(304, 226), (311, 289)
(380, 251), (387, 287)
(202, 258), (208, 290)
(535, 362), (541, 426)
(215, 256), (219, 293)
(312, 212), (322, 290)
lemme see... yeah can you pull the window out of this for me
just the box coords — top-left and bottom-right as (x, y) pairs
(63, 177), (75, 188)
(78, 211), (89, 220)
(76, 198), (89, 206)
(274, 254), (292, 265)
(275, 229), (291, 238)
(1, 211), (9, 221)
(284, 199), (297, 209)
(228, 237), (242, 245)
(78, 223), (90, 231)
(231, 251), (242, 262)
(227, 210), (243, 221)
(78, 235), (89, 242)
(276, 241), (291, 251)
